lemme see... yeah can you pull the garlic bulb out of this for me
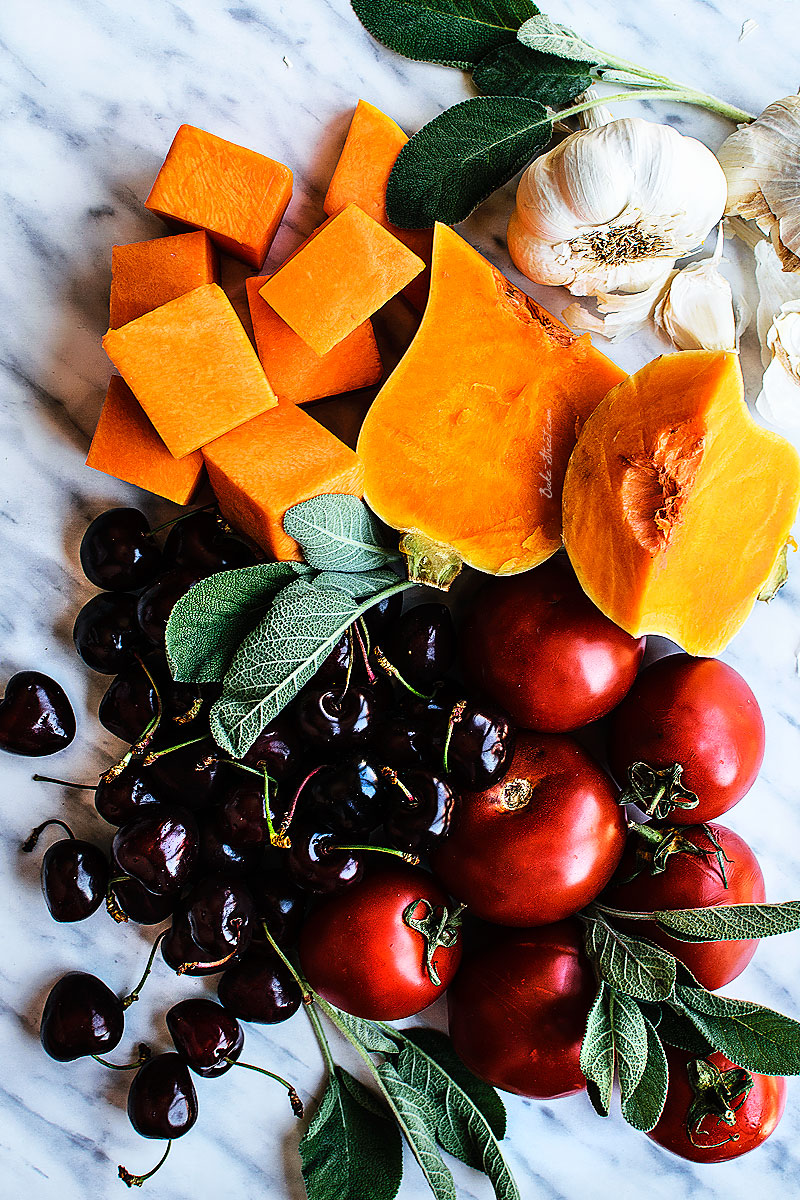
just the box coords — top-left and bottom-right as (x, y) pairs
(507, 117), (727, 297)
(654, 229), (738, 351)
(718, 96), (800, 272)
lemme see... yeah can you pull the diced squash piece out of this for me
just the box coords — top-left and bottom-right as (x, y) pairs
(102, 283), (277, 459)
(245, 275), (382, 405)
(259, 204), (424, 356)
(562, 350), (800, 656)
(110, 231), (218, 328)
(357, 224), (625, 582)
(324, 100), (433, 312)
(145, 124), (292, 268)
(86, 376), (204, 504)
(203, 405), (364, 560)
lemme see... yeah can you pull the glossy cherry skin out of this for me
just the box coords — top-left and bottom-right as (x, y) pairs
(362, 592), (404, 640)
(137, 567), (203, 648)
(294, 684), (385, 755)
(303, 758), (390, 836)
(0, 672), (76, 756)
(112, 807), (198, 896)
(110, 875), (177, 924)
(443, 696), (516, 791)
(185, 875), (255, 958)
(145, 736), (223, 810)
(431, 732), (626, 926)
(217, 947), (302, 1024)
(41, 838), (109, 922)
(312, 631), (355, 690)
(166, 998), (244, 1078)
(163, 509), (259, 574)
(199, 819), (262, 877)
(210, 780), (270, 850)
(462, 558), (645, 731)
(608, 654), (765, 824)
(299, 865), (462, 1020)
(162, 910), (233, 976)
(371, 711), (440, 772)
(602, 821), (765, 990)
(242, 712), (302, 778)
(384, 603), (456, 689)
(80, 508), (162, 592)
(648, 1049), (786, 1162)
(447, 921), (595, 1098)
(384, 769), (458, 854)
(127, 1053), (198, 1140)
(73, 592), (144, 674)
(99, 663), (158, 742)
(247, 860), (306, 948)
(287, 827), (364, 893)
(40, 972), (124, 1061)
(94, 770), (164, 826)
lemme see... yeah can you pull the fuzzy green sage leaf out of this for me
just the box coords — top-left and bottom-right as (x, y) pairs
(583, 913), (676, 1002)
(620, 1014), (668, 1133)
(516, 13), (601, 63)
(610, 990), (649, 1104)
(473, 41), (592, 103)
(385, 95), (553, 228)
(352, 0), (540, 70)
(580, 983), (614, 1116)
(655, 900), (800, 943)
(375, 1061), (457, 1200)
(313, 568), (401, 600)
(673, 986), (800, 1076)
(283, 494), (398, 572)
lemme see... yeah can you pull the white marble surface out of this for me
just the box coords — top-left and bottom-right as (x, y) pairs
(2, 1), (800, 1197)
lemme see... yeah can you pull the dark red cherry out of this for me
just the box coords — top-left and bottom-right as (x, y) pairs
(40, 834), (109, 922)
(443, 696), (516, 791)
(362, 592), (403, 640)
(371, 711), (441, 772)
(80, 508), (162, 592)
(95, 770), (164, 826)
(137, 567), (204, 648)
(241, 711), (307, 778)
(127, 1053), (198, 1139)
(112, 807), (198, 896)
(0, 671), (76, 756)
(162, 910), (233, 975)
(217, 947), (302, 1024)
(163, 510), (259, 575)
(384, 769), (458, 854)
(110, 875), (177, 924)
(99, 663), (158, 742)
(287, 827), (363, 893)
(73, 592), (144, 674)
(303, 758), (389, 835)
(384, 602), (456, 688)
(294, 683), (386, 754)
(185, 875), (255, 958)
(144, 736), (223, 809)
(313, 631), (356, 690)
(40, 971), (124, 1061)
(166, 998), (244, 1078)
(211, 779), (271, 850)
(247, 858), (305, 948)
(199, 819), (262, 877)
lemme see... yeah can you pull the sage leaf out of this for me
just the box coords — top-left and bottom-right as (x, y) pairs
(645, 1003), (714, 1057)
(299, 1066), (403, 1200)
(580, 984), (614, 1116)
(327, 1006), (399, 1055)
(402, 1028), (506, 1140)
(386, 96), (553, 228)
(517, 13), (602, 63)
(391, 1029), (518, 1197)
(610, 990), (649, 1103)
(313, 568), (401, 599)
(620, 1016), (668, 1133)
(283, 494), (398, 572)
(165, 562), (296, 684)
(674, 986), (800, 1075)
(655, 900), (800, 943)
(584, 915), (676, 1002)
(473, 42), (592, 104)
(376, 1061), (457, 1200)
(351, 0), (540, 70)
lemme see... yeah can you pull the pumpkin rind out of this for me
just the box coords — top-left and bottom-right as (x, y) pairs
(357, 224), (625, 577)
(562, 350), (800, 655)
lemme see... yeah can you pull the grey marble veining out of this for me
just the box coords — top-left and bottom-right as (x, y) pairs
(2, 1), (800, 1197)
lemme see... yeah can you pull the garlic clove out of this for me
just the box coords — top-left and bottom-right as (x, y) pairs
(756, 351), (800, 429)
(563, 270), (675, 342)
(754, 238), (800, 367)
(654, 235), (738, 352)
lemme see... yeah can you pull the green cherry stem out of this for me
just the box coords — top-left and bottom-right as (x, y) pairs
(32, 775), (96, 790)
(118, 1140), (172, 1188)
(145, 502), (216, 538)
(226, 1059), (304, 1117)
(331, 842), (420, 866)
(93, 1043), (151, 1071)
(21, 818), (75, 852)
(122, 931), (168, 1009)
(373, 646), (434, 700)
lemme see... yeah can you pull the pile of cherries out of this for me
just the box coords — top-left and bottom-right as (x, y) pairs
(15, 504), (516, 1185)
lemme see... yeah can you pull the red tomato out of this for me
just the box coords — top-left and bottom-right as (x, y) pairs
(461, 557), (645, 731)
(607, 653), (765, 824)
(649, 1048), (786, 1162)
(431, 732), (626, 925)
(298, 866), (462, 1020)
(601, 821), (765, 990)
(447, 920), (595, 1099)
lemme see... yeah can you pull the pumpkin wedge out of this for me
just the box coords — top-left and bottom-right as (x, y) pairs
(357, 224), (625, 582)
(562, 350), (800, 655)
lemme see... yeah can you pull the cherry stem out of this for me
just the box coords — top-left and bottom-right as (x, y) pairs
(340, 626), (355, 700)
(227, 1059), (304, 1117)
(145, 502), (216, 537)
(140, 735), (206, 767)
(277, 765), (325, 845)
(373, 646), (433, 699)
(176, 946), (239, 975)
(442, 700), (467, 776)
(330, 841), (420, 866)
(260, 921), (313, 1002)
(227, 760), (265, 778)
(106, 876), (131, 924)
(93, 1043), (151, 1071)
(21, 818), (76, 852)
(131, 654), (164, 751)
(380, 767), (417, 805)
(353, 620), (377, 685)
(122, 932), (167, 1008)
(258, 922), (336, 1079)
(172, 695), (203, 727)
(118, 1140), (172, 1187)
(259, 766), (290, 849)
(32, 775), (96, 790)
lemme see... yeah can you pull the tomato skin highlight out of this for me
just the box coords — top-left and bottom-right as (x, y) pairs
(607, 654), (765, 824)
(601, 821), (765, 990)
(431, 732), (626, 926)
(298, 865), (462, 1020)
(447, 920), (595, 1099)
(462, 558), (645, 732)
(648, 1049), (786, 1163)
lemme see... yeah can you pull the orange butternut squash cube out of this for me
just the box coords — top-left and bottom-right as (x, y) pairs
(245, 275), (382, 405)
(102, 283), (277, 459)
(145, 124), (292, 268)
(86, 376), (204, 504)
(259, 203), (424, 356)
(203, 405), (364, 560)
(324, 100), (432, 312)
(110, 231), (218, 328)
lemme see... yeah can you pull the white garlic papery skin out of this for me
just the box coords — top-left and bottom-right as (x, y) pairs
(757, 301), (800, 429)
(654, 257), (737, 351)
(507, 117), (728, 298)
(563, 271), (675, 343)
